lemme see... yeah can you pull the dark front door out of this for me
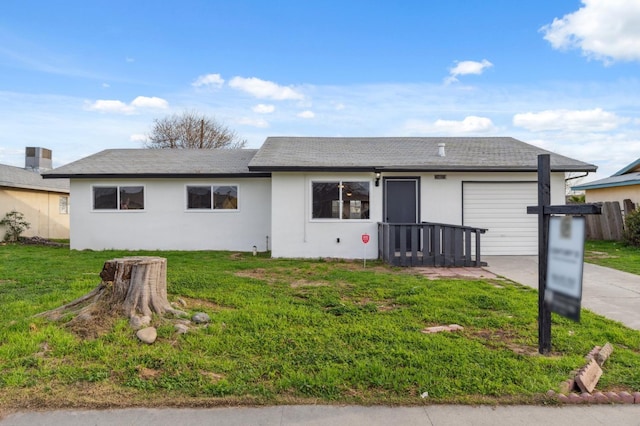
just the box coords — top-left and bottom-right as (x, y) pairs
(384, 178), (419, 249)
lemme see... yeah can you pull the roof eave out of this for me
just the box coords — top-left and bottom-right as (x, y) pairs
(42, 172), (272, 179)
(572, 180), (640, 191)
(0, 182), (69, 193)
(249, 165), (597, 173)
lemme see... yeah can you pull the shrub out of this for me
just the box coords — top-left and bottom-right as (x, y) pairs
(623, 208), (640, 247)
(0, 210), (30, 242)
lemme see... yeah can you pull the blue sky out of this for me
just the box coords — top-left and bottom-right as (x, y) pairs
(1, 0), (640, 182)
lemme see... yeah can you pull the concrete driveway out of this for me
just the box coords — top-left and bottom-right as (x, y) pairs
(484, 256), (640, 330)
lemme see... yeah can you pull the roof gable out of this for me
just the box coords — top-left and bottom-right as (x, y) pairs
(248, 137), (596, 172)
(613, 158), (640, 176)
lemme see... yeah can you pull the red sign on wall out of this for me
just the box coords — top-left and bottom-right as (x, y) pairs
(361, 234), (370, 244)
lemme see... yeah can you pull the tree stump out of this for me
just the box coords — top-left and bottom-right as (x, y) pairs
(37, 256), (186, 337)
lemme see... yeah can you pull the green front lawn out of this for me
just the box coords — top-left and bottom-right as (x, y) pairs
(1, 244), (639, 409)
(585, 240), (640, 275)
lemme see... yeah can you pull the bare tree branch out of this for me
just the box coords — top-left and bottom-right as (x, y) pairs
(146, 110), (247, 149)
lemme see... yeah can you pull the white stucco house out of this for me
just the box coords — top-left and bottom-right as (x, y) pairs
(43, 137), (596, 259)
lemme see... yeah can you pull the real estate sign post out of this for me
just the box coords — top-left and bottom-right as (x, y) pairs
(527, 154), (601, 355)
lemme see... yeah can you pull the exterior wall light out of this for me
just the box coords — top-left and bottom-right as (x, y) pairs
(375, 172), (381, 187)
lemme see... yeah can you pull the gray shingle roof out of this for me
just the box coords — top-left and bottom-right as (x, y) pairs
(572, 172), (640, 191)
(0, 163), (69, 193)
(42, 149), (268, 178)
(248, 137), (597, 172)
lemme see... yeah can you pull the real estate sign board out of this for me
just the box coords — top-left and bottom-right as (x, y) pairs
(545, 216), (585, 321)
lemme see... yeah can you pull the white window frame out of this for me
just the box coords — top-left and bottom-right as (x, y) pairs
(91, 184), (146, 212)
(310, 180), (371, 221)
(59, 196), (69, 215)
(184, 183), (240, 213)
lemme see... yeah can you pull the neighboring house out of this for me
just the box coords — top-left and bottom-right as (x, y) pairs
(43, 137), (596, 257)
(572, 158), (640, 210)
(0, 148), (70, 240)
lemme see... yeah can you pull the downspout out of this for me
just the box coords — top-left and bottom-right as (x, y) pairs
(565, 172), (590, 182)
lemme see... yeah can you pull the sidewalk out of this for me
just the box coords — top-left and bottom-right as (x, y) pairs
(3, 405), (640, 426)
(484, 256), (640, 330)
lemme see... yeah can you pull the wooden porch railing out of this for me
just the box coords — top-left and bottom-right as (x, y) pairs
(377, 222), (487, 267)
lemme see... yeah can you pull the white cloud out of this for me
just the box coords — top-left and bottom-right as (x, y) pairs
(236, 117), (270, 128)
(513, 108), (627, 132)
(192, 73), (225, 88)
(102, 83), (110, 88)
(125, 57), (135, 63)
(252, 104), (275, 113)
(85, 96), (169, 114)
(541, 0), (640, 63)
(297, 110), (315, 119)
(130, 134), (149, 143)
(229, 76), (304, 100)
(446, 59), (493, 83)
(85, 99), (134, 114)
(405, 116), (496, 134)
(130, 96), (168, 109)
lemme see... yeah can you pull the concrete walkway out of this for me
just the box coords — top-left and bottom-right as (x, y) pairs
(3, 405), (640, 426)
(484, 256), (640, 330)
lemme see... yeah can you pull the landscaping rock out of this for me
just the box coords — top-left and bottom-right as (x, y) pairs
(605, 391), (621, 403)
(421, 324), (464, 334)
(634, 392), (640, 404)
(580, 393), (594, 404)
(559, 379), (575, 394)
(175, 323), (189, 334)
(619, 391), (634, 404)
(567, 393), (584, 404)
(177, 298), (187, 307)
(192, 312), (210, 324)
(136, 327), (157, 344)
(129, 315), (151, 329)
(592, 392), (608, 404)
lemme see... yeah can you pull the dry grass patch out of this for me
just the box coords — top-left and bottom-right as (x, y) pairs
(586, 250), (619, 259)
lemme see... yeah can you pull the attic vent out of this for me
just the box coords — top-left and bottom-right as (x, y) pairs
(438, 143), (446, 157)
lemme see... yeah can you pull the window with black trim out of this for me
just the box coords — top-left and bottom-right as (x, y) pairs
(312, 181), (369, 220)
(187, 185), (238, 210)
(93, 186), (144, 210)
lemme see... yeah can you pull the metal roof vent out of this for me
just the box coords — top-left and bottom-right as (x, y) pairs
(25, 147), (53, 172)
(437, 143), (446, 157)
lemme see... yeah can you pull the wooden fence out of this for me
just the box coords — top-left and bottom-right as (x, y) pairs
(582, 200), (636, 240)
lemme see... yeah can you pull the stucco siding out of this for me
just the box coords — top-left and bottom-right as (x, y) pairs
(270, 171), (566, 259)
(585, 186), (640, 208)
(69, 178), (271, 251)
(270, 172), (381, 259)
(0, 187), (69, 239)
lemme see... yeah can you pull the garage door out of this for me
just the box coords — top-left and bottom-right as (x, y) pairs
(463, 182), (538, 255)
